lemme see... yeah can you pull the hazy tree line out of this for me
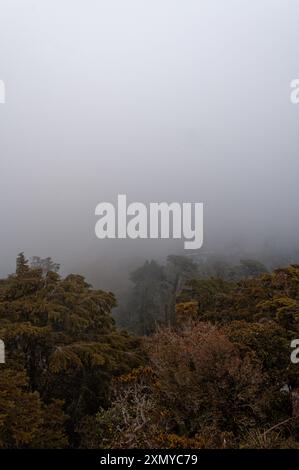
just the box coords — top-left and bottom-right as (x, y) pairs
(115, 255), (269, 335)
(0, 253), (299, 448)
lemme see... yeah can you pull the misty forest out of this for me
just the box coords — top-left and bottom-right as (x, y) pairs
(1, 0), (299, 452)
(1, 251), (299, 448)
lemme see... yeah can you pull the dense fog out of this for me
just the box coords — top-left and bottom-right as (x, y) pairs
(1, 0), (299, 292)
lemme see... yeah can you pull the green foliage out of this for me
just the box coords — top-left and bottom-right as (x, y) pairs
(0, 253), (144, 447)
(2, 254), (299, 449)
(116, 256), (199, 334)
(30, 256), (60, 275)
(86, 263), (299, 449)
(0, 368), (68, 448)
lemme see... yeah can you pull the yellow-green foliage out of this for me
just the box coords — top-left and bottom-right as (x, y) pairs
(0, 253), (144, 447)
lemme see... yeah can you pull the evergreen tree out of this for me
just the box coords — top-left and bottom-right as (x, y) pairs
(0, 254), (143, 447)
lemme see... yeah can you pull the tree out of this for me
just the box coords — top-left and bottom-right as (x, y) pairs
(0, 368), (68, 448)
(30, 256), (60, 274)
(117, 256), (199, 334)
(87, 323), (272, 448)
(89, 264), (299, 449)
(0, 254), (144, 446)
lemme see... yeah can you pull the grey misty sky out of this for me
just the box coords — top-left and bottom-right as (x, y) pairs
(0, 0), (299, 277)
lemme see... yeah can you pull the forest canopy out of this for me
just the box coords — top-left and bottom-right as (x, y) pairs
(0, 253), (299, 448)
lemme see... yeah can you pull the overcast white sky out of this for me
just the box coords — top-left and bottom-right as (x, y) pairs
(0, 0), (299, 277)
